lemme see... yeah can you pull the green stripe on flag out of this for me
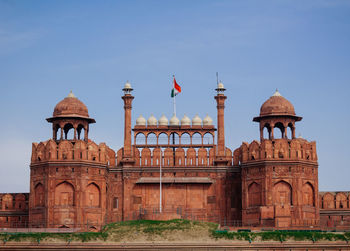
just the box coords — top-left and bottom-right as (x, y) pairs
(171, 88), (178, 98)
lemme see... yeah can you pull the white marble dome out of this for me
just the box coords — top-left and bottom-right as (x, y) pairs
(169, 114), (180, 126)
(124, 81), (132, 89)
(217, 82), (224, 89)
(158, 114), (168, 126)
(203, 114), (213, 126)
(136, 115), (146, 126)
(147, 114), (157, 126)
(181, 114), (191, 126)
(192, 114), (202, 126)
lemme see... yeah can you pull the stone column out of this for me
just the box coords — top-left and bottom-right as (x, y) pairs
(270, 127), (274, 140)
(214, 93), (227, 164)
(122, 94), (134, 158)
(74, 126), (77, 140)
(60, 127), (63, 140)
(84, 126), (88, 141)
(284, 126), (288, 139)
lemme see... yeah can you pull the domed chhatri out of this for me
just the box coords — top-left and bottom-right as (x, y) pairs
(169, 114), (180, 126)
(136, 115), (146, 126)
(192, 114), (202, 126)
(158, 114), (169, 126)
(181, 114), (191, 126)
(203, 114), (213, 126)
(53, 91), (90, 118)
(259, 90), (296, 117)
(147, 114), (157, 126)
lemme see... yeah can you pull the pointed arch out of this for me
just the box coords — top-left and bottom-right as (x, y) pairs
(86, 183), (100, 207)
(322, 193), (335, 209)
(273, 180), (292, 206)
(336, 192), (347, 209)
(2, 194), (13, 210)
(302, 182), (314, 206)
(274, 122), (285, 139)
(55, 181), (75, 206)
(248, 182), (262, 207)
(34, 183), (44, 207)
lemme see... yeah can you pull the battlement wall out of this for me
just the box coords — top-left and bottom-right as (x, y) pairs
(31, 139), (115, 166)
(234, 138), (317, 165)
(116, 146), (234, 167)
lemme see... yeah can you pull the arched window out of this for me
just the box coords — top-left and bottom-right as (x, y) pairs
(63, 123), (74, 140)
(158, 133), (168, 145)
(274, 122), (284, 139)
(147, 133), (157, 145)
(77, 124), (85, 140)
(192, 133), (202, 145)
(135, 133), (146, 145)
(263, 123), (271, 139)
(170, 132), (179, 145)
(181, 133), (191, 145)
(203, 133), (214, 145)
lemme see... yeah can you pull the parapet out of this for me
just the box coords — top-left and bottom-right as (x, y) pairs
(233, 138), (317, 166)
(31, 139), (115, 166)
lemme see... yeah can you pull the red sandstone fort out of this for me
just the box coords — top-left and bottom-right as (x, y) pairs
(0, 82), (348, 231)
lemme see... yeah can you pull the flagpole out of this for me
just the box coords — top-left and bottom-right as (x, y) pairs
(173, 75), (176, 117)
(159, 147), (162, 213)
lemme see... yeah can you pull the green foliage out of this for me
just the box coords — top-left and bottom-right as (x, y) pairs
(211, 229), (349, 243)
(0, 231), (107, 243)
(1, 220), (349, 244)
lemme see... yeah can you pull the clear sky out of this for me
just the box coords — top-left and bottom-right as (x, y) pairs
(0, 0), (349, 192)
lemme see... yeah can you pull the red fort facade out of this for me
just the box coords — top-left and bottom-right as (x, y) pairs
(0, 83), (349, 231)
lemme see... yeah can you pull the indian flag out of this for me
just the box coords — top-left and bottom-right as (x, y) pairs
(171, 77), (182, 97)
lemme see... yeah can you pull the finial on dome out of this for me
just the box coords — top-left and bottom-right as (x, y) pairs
(215, 81), (226, 94)
(67, 90), (76, 98)
(273, 89), (282, 97)
(123, 80), (133, 94)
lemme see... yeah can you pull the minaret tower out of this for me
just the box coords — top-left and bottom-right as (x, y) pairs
(214, 82), (228, 166)
(121, 81), (135, 166)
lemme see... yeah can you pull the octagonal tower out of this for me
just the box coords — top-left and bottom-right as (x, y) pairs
(29, 92), (115, 231)
(236, 90), (319, 229)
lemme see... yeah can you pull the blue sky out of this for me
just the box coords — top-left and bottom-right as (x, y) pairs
(0, 0), (349, 192)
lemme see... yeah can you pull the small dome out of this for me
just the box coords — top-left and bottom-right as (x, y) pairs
(124, 81), (132, 89)
(217, 82), (224, 89)
(181, 114), (191, 126)
(169, 114), (180, 126)
(260, 90), (296, 117)
(147, 114), (157, 126)
(192, 114), (202, 126)
(53, 91), (89, 118)
(136, 115), (146, 126)
(158, 114), (168, 126)
(203, 114), (213, 126)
